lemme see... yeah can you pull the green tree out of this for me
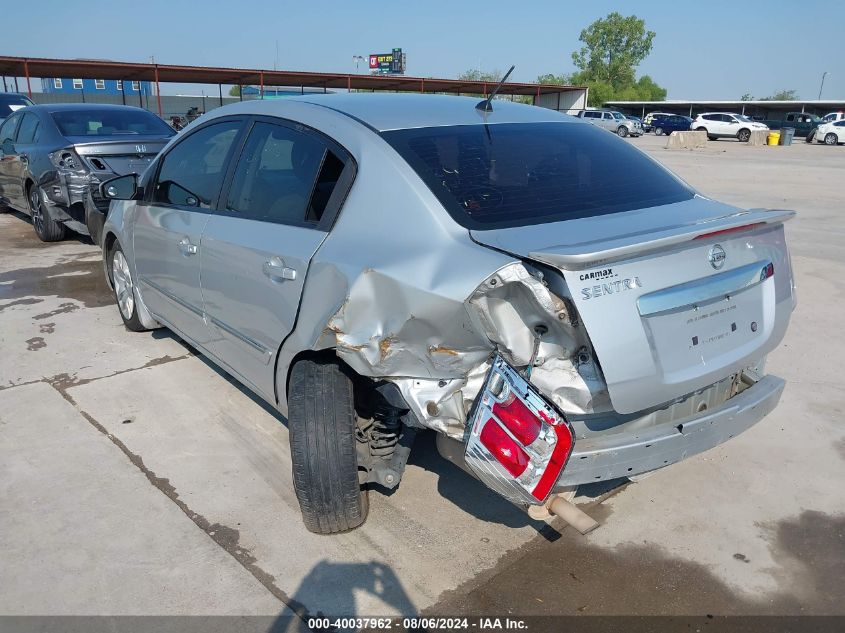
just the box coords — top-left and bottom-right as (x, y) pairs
(761, 89), (798, 101)
(571, 12), (656, 88)
(457, 69), (532, 103)
(228, 85), (243, 97)
(741, 93), (754, 101)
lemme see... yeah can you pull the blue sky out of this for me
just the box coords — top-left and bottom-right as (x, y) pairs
(3, 0), (844, 100)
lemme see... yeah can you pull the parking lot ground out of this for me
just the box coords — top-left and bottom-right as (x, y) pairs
(1, 134), (844, 620)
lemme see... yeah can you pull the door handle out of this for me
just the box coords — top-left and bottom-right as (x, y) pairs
(178, 237), (198, 256)
(263, 256), (296, 281)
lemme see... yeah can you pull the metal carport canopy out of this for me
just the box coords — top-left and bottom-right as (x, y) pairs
(0, 56), (584, 97)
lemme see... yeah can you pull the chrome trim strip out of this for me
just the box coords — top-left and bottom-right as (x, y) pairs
(139, 277), (204, 318)
(206, 314), (273, 361)
(637, 260), (771, 317)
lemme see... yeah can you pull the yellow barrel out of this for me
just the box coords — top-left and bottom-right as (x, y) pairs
(767, 131), (781, 146)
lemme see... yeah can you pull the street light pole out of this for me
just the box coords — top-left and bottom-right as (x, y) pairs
(818, 71), (828, 100)
(352, 55), (365, 73)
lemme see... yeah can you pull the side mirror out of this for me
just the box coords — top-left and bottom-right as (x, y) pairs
(100, 173), (139, 201)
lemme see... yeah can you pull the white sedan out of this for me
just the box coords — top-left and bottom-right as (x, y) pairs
(692, 112), (769, 142)
(813, 120), (845, 145)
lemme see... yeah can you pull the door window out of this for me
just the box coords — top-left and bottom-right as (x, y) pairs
(16, 113), (40, 144)
(224, 121), (343, 225)
(0, 114), (21, 143)
(152, 120), (242, 208)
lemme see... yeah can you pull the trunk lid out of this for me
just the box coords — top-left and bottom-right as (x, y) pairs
(470, 197), (796, 414)
(70, 136), (171, 175)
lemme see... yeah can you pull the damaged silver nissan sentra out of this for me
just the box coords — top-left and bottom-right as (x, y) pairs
(98, 93), (795, 534)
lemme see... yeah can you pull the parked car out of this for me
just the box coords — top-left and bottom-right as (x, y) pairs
(98, 94), (795, 534)
(812, 119), (845, 145)
(651, 114), (693, 136)
(0, 104), (175, 244)
(0, 92), (34, 121)
(692, 112), (769, 141)
(762, 111), (820, 139)
(643, 111), (672, 132)
(577, 109), (643, 137)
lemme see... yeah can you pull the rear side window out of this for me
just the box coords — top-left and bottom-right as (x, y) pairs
(383, 122), (694, 230)
(16, 113), (40, 144)
(224, 121), (342, 225)
(153, 120), (241, 208)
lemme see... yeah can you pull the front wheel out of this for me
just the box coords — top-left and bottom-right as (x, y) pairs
(737, 128), (751, 142)
(824, 133), (838, 146)
(616, 126), (629, 138)
(109, 242), (147, 332)
(654, 127), (664, 136)
(289, 358), (368, 534)
(29, 187), (66, 242)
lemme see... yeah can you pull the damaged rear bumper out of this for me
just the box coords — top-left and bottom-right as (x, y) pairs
(554, 374), (785, 487)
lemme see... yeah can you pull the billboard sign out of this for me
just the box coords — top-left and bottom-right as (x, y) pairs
(369, 48), (406, 74)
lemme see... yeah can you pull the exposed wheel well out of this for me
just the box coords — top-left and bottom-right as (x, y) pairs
(102, 232), (118, 286)
(284, 348), (341, 402)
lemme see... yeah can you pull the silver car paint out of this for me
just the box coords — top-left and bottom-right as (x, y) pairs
(102, 94), (795, 491)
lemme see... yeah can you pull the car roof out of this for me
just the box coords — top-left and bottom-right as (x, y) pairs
(21, 103), (153, 114)
(222, 93), (573, 132)
(0, 93), (33, 102)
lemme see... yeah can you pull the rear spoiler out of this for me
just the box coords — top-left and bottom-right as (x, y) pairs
(528, 208), (795, 270)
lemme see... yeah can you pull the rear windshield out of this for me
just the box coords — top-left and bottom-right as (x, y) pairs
(0, 95), (33, 118)
(51, 109), (174, 137)
(383, 122), (694, 230)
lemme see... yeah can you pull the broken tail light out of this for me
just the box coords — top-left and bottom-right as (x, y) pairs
(480, 421), (529, 477)
(465, 355), (575, 505)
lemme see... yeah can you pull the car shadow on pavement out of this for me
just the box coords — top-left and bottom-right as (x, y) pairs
(3, 209), (96, 247)
(272, 560), (418, 631)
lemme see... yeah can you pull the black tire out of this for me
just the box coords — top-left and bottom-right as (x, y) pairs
(288, 358), (368, 534)
(617, 126), (629, 138)
(737, 128), (751, 142)
(824, 133), (838, 146)
(654, 127), (664, 136)
(29, 186), (66, 242)
(108, 241), (147, 332)
(806, 128), (817, 143)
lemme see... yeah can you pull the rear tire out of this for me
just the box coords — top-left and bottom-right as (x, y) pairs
(617, 126), (629, 138)
(109, 241), (147, 332)
(737, 128), (751, 142)
(29, 186), (66, 242)
(288, 358), (368, 534)
(824, 133), (838, 146)
(654, 127), (664, 136)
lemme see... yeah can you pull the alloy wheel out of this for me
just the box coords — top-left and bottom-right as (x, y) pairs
(29, 189), (44, 235)
(112, 250), (135, 320)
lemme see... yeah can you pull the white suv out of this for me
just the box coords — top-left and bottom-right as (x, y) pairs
(692, 112), (769, 142)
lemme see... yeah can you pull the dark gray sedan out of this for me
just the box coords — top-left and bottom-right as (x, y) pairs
(0, 103), (174, 243)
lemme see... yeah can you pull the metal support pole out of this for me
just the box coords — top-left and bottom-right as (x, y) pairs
(347, 76), (351, 92)
(154, 65), (163, 117)
(121, 80), (126, 105)
(14, 77), (19, 92)
(260, 72), (264, 99)
(218, 83), (223, 107)
(24, 59), (32, 98)
(421, 78), (424, 93)
(238, 84), (242, 101)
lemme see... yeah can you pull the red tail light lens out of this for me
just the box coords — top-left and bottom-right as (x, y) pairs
(694, 223), (765, 240)
(480, 421), (530, 478)
(492, 392), (542, 445)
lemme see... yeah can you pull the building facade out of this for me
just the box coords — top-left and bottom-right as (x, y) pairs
(41, 78), (152, 96)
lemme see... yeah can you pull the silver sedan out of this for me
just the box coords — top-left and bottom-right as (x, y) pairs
(100, 94), (795, 534)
